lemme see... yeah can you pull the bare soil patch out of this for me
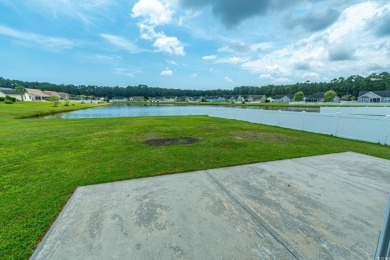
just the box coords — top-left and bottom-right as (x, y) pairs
(145, 137), (199, 146)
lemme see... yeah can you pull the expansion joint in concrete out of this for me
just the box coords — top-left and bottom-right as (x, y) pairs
(205, 171), (301, 260)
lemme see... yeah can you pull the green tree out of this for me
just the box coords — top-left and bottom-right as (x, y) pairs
(294, 91), (304, 102)
(324, 90), (337, 102)
(14, 86), (27, 101)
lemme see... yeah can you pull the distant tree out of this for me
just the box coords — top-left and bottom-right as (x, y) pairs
(324, 90), (337, 102)
(14, 86), (26, 101)
(294, 91), (304, 102)
(48, 96), (59, 107)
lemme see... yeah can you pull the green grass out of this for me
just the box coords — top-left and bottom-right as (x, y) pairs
(0, 102), (389, 259)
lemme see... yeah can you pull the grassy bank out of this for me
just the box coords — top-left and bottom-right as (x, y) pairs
(1, 102), (389, 259)
(0, 101), (106, 120)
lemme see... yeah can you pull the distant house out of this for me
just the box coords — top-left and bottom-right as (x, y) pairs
(270, 95), (293, 103)
(174, 96), (188, 102)
(58, 92), (70, 100)
(192, 96), (203, 102)
(111, 96), (128, 102)
(0, 87), (22, 101)
(247, 95), (266, 103)
(357, 91), (390, 103)
(43, 91), (61, 99)
(24, 88), (50, 101)
(129, 96), (144, 101)
(206, 96), (226, 102)
(305, 92), (339, 103)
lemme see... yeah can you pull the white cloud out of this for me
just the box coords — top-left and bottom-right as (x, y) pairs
(202, 55), (217, 60)
(131, 0), (185, 56)
(153, 35), (184, 55)
(224, 76), (233, 83)
(100, 34), (140, 53)
(131, 0), (173, 25)
(240, 1), (390, 83)
(160, 67), (173, 76)
(0, 25), (74, 50)
(191, 73), (198, 78)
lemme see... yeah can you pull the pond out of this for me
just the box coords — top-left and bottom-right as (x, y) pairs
(44, 104), (319, 119)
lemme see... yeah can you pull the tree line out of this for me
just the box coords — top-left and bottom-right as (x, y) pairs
(1, 72), (389, 99)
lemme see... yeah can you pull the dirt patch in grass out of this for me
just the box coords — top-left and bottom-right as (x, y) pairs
(145, 137), (199, 146)
(233, 131), (290, 142)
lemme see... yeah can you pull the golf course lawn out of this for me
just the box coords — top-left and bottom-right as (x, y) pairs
(1, 102), (389, 259)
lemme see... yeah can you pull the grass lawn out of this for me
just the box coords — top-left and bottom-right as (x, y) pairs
(1, 102), (389, 259)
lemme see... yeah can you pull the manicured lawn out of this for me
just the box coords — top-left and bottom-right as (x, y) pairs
(0, 102), (389, 259)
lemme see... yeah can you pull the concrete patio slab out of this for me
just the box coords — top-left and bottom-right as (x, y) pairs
(31, 152), (390, 260)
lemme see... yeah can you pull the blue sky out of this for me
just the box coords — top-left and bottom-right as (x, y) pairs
(0, 0), (389, 90)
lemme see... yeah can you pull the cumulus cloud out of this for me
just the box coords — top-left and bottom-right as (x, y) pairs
(100, 34), (140, 53)
(202, 55), (217, 60)
(160, 67), (173, 76)
(131, 0), (185, 56)
(285, 8), (340, 32)
(153, 35), (184, 55)
(131, 0), (173, 25)
(239, 2), (390, 83)
(0, 25), (74, 50)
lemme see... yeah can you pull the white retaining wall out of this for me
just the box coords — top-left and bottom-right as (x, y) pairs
(320, 106), (390, 115)
(209, 108), (390, 145)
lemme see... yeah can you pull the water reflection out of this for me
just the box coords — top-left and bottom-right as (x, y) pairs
(44, 104), (319, 119)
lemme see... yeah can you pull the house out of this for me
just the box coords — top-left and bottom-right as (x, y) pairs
(224, 95), (244, 103)
(43, 91), (61, 99)
(270, 95), (293, 103)
(191, 96), (203, 102)
(305, 92), (339, 103)
(0, 88), (23, 101)
(58, 92), (71, 100)
(24, 88), (50, 101)
(357, 91), (390, 103)
(111, 96), (128, 102)
(129, 96), (144, 101)
(206, 96), (226, 102)
(247, 95), (267, 103)
(174, 96), (188, 102)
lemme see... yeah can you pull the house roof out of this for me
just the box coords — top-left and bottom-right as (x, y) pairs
(58, 92), (69, 99)
(112, 96), (127, 99)
(358, 91), (390, 98)
(26, 88), (49, 97)
(248, 95), (265, 99)
(43, 91), (61, 97)
(0, 87), (19, 95)
(306, 92), (326, 99)
(271, 95), (292, 99)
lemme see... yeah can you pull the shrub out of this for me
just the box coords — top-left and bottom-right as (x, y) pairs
(5, 96), (16, 102)
(0, 97), (5, 102)
(5, 99), (14, 104)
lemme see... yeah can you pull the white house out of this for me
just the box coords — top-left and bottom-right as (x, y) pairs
(357, 91), (390, 103)
(111, 96), (128, 102)
(270, 95), (293, 103)
(247, 95), (266, 103)
(24, 88), (49, 101)
(305, 92), (339, 103)
(0, 88), (22, 101)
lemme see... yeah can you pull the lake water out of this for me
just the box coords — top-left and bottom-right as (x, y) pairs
(44, 104), (319, 119)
